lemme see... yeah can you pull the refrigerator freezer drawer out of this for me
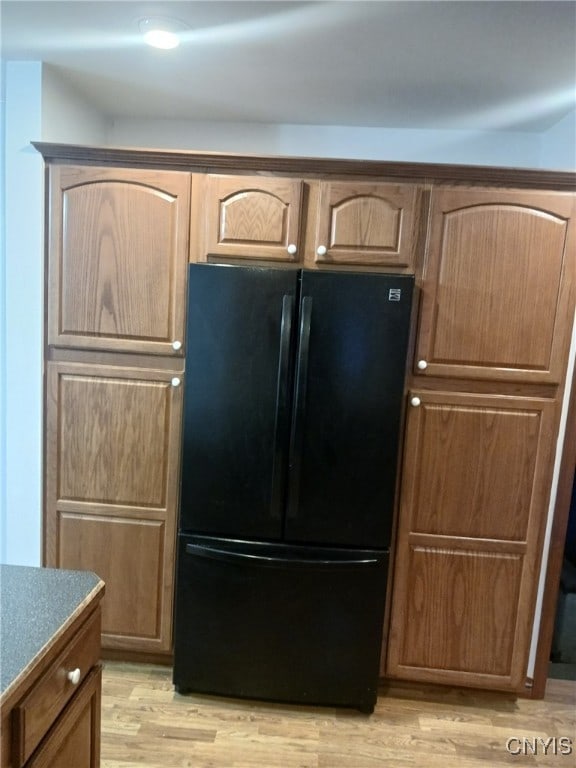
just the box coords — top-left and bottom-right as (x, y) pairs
(173, 535), (388, 713)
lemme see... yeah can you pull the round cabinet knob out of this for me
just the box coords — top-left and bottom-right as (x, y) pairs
(287, 243), (297, 256)
(417, 360), (428, 370)
(67, 668), (81, 685)
(171, 377), (181, 388)
(316, 245), (327, 257)
(410, 396), (421, 407)
(172, 340), (182, 351)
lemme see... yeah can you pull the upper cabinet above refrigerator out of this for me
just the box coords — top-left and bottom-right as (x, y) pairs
(200, 174), (304, 263)
(192, 174), (422, 272)
(314, 181), (421, 269)
(47, 165), (190, 355)
(415, 187), (576, 384)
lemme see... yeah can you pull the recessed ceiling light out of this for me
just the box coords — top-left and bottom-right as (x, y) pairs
(139, 17), (188, 50)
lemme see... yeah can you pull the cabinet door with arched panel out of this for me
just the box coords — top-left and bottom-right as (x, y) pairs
(314, 181), (422, 270)
(200, 174), (304, 262)
(48, 165), (190, 355)
(415, 187), (576, 383)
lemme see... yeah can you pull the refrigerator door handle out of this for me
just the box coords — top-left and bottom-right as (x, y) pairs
(185, 542), (379, 568)
(287, 295), (313, 519)
(270, 294), (294, 518)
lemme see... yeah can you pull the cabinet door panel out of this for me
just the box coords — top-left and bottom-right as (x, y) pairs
(48, 166), (190, 354)
(315, 182), (420, 269)
(203, 174), (303, 261)
(416, 188), (576, 382)
(45, 362), (182, 652)
(58, 514), (165, 645)
(404, 394), (555, 541)
(386, 390), (557, 691)
(56, 373), (171, 507)
(400, 544), (523, 677)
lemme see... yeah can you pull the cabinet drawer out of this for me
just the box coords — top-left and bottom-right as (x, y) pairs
(12, 608), (100, 767)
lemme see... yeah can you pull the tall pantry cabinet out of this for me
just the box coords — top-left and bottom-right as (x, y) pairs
(43, 165), (190, 655)
(386, 187), (576, 691)
(36, 144), (576, 696)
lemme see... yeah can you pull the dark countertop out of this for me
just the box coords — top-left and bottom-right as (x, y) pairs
(0, 564), (104, 701)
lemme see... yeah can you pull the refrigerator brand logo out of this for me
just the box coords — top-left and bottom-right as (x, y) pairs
(388, 288), (402, 302)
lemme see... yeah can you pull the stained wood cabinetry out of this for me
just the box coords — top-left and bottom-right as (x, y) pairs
(44, 165), (189, 655)
(387, 391), (557, 690)
(414, 188), (576, 383)
(37, 144), (575, 691)
(47, 166), (190, 355)
(199, 174), (304, 262)
(45, 362), (183, 653)
(0, 568), (104, 768)
(386, 186), (576, 692)
(23, 667), (101, 768)
(193, 174), (420, 270)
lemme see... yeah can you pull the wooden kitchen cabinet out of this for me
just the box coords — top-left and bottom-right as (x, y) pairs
(314, 180), (420, 268)
(198, 174), (304, 262)
(385, 183), (576, 692)
(415, 186), (576, 383)
(36, 144), (575, 691)
(0, 566), (104, 768)
(386, 390), (558, 691)
(47, 165), (190, 355)
(43, 161), (189, 657)
(44, 361), (183, 654)
(24, 667), (101, 768)
(194, 174), (421, 270)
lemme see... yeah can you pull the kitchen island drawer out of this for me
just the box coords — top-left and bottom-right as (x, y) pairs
(12, 608), (100, 767)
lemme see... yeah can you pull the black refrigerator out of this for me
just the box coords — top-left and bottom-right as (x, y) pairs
(173, 263), (413, 713)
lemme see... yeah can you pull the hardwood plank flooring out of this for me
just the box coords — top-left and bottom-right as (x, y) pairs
(101, 662), (575, 768)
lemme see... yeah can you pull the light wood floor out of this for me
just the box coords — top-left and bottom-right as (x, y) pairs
(101, 662), (575, 768)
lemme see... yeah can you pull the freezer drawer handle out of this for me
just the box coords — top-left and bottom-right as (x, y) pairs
(270, 294), (294, 519)
(287, 295), (313, 519)
(185, 542), (379, 568)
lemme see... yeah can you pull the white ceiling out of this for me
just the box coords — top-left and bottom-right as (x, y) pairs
(2, 0), (575, 132)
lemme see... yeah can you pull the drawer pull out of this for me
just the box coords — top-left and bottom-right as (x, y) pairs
(67, 668), (81, 685)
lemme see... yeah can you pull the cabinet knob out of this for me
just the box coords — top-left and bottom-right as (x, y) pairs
(172, 340), (182, 351)
(316, 245), (327, 257)
(417, 360), (428, 370)
(67, 668), (81, 685)
(171, 377), (181, 387)
(410, 396), (421, 407)
(287, 243), (297, 256)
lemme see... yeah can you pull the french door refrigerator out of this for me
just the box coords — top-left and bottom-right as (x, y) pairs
(173, 263), (413, 713)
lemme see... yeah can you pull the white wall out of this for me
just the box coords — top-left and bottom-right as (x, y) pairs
(0, 57), (5, 563)
(42, 65), (111, 144)
(540, 109), (576, 171)
(1, 63), (110, 565)
(110, 118), (545, 168)
(2, 61), (44, 565)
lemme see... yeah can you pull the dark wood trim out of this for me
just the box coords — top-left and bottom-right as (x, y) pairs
(32, 142), (576, 190)
(530, 359), (576, 698)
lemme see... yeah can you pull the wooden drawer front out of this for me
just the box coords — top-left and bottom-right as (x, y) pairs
(12, 609), (100, 767)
